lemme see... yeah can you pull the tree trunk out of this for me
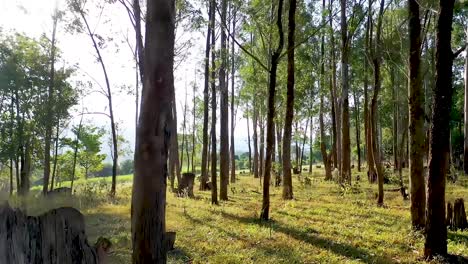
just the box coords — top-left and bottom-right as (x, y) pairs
(42, 12), (58, 195)
(392, 68), (398, 172)
(340, 0), (351, 185)
(230, 8), (237, 184)
(365, 0), (376, 183)
(371, 0), (385, 206)
(131, 0), (174, 261)
(200, 0), (212, 190)
(260, 0), (284, 221)
(329, 0), (338, 169)
(424, 0), (455, 258)
(70, 117), (83, 193)
(219, 0), (229, 201)
(79, 9), (118, 198)
(260, 118), (265, 178)
(247, 113), (252, 173)
(408, 0), (426, 230)
(210, 0), (218, 205)
(282, 0), (295, 200)
(464, 27), (468, 174)
(320, 95), (333, 181)
(299, 120), (309, 170)
(253, 97), (259, 178)
(353, 89), (361, 172)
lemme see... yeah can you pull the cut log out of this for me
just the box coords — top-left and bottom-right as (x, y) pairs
(453, 198), (468, 230)
(0, 202), (100, 264)
(178, 172), (195, 198)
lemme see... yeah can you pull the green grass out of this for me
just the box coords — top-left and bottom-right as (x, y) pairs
(8, 168), (468, 263)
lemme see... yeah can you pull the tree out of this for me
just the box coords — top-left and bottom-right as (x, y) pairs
(282, 0), (296, 199)
(424, 0), (455, 258)
(219, 0), (229, 201)
(131, 0), (175, 262)
(77, 125), (106, 179)
(408, 0), (426, 230)
(282, 0), (297, 200)
(339, 0), (351, 184)
(200, 0), (212, 191)
(260, 0), (284, 221)
(68, 0), (119, 198)
(210, 0), (218, 205)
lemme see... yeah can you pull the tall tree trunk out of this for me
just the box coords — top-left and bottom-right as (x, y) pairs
(276, 120), (283, 171)
(309, 117), (313, 173)
(260, 118), (265, 178)
(260, 0), (285, 221)
(253, 97), (259, 178)
(200, 0), (212, 190)
(408, 0), (426, 230)
(340, 0), (351, 184)
(219, 0), (229, 201)
(464, 27), (468, 174)
(70, 117), (83, 193)
(50, 119), (60, 191)
(131, 0), (174, 261)
(79, 9), (118, 198)
(353, 89), (361, 172)
(329, 0), (338, 169)
(392, 68), (398, 172)
(43, 12), (58, 195)
(247, 113), (252, 173)
(9, 159), (13, 195)
(424, 0), (454, 258)
(365, 0), (376, 182)
(282, 0), (296, 199)
(210, 0), (218, 205)
(371, 0), (385, 206)
(230, 8), (237, 184)
(192, 82), (196, 173)
(299, 120), (309, 170)
(320, 95), (332, 180)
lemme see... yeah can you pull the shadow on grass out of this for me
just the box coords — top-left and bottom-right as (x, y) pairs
(168, 248), (192, 263)
(183, 212), (304, 263)
(219, 211), (395, 264)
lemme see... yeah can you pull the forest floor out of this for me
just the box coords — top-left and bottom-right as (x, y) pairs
(10, 168), (468, 263)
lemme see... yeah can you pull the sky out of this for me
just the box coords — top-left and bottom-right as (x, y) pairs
(0, 0), (251, 161)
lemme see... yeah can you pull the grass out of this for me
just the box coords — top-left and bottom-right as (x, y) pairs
(6, 168), (468, 263)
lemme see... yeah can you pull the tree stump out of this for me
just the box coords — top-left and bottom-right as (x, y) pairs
(452, 198), (467, 230)
(178, 172), (195, 198)
(0, 202), (100, 264)
(293, 167), (300, 174)
(447, 202), (454, 228)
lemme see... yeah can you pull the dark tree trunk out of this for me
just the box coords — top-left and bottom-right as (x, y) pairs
(365, 0), (376, 183)
(131, 0), (175, 261)
(329, 0), (338, 169)
(210, 0), (218, 204)
(219, 0), (229, 201)
(371, 0), (385, 206)
(260, 0), (284, 221)
(408, 0), (426, 230)
(424, 0), (455, 258)
(320, 95), (333, 180)
(340, 0), (351, 184)
(353, 89), (361, 172)
(282, 0), (296, 200)
(200, 0), (212, 190)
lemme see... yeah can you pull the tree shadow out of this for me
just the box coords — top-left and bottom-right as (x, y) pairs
(219, 211), (395, 264)
(168, 248), (192, 263)
(182, 212), (304, 262)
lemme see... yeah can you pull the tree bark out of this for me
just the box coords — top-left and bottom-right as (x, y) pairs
(424, 0), (455, 258)
(365, 0), (376, 183)
(219, 0), (229, 201)
(260, 0), (284, 221)
(230, 8), (237, 184)
(408, 0), (426, 230)
(43, 12), (58, 195)
(253, 96), (259, 179)
(340, 0), (351, 184)
(210, 0), (218, 205)
(200, 0), (212, 190)
(371, 0), (385, 206)
(282, 0), (296, 200)
(353, 89), (361, 172)
(131, 0), (174, 261)
(247, 113), (252, 173)
(464, 27), (468, 174)
(79, 8), (118, 198)
(329, 0), (338, 169)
